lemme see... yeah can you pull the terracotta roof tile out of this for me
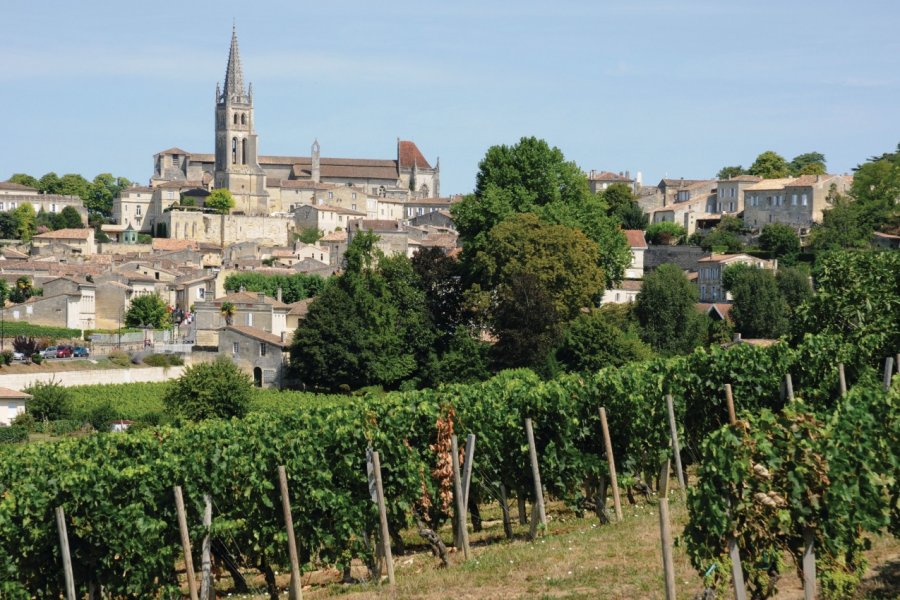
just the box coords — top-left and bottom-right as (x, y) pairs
(398, 140), (432, 169)
(623, 229), (648, 249)
(223, 325), (288, 348)
(33, 228), (91, 240)
(0, 387), (31, 399)
(152, 238), (199, 252)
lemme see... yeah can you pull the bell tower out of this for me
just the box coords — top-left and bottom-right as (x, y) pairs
(214, 25), (268, 214)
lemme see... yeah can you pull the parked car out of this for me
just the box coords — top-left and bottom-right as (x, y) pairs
(56, 345), (74, 358)
(41, 346), (59, 359)
(12, 351), (25, 361)
(73, 346), (90, 358)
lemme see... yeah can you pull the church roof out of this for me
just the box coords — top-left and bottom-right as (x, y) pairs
(157, 147), (189, 156)
(291, 158), (399, 180)
(398, 140), (432, 169)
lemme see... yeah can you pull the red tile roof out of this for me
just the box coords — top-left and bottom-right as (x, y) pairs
(33, 228), (92, 240)
(152, 238), (199, 252)
(223, 325), (288, 348)
(623, 229), (648, 249)
(0, 387), (31, 399)
(398, 140), (432, 169)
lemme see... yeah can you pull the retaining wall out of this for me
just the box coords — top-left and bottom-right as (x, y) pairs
(0, 366), (186, 391)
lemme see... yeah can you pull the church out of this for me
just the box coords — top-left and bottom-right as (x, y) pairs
(149, 27), (441, 216)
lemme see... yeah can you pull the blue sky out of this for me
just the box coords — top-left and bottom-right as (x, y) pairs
(2, 1), (899, 194)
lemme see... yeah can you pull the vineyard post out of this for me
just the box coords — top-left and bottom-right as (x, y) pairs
(451, 435), (470, 558)
(895, 353), (899, 375)
(802, 528), (816, 600)
(884, 357), (894, 392)
(657, 460), (676, 600)
(173, 486), (200, 600)
(665, 394), (686, 497)
(200, 494), (212, 600)
(371, 451), (395, 584)
(517, 493), (527, 525)
(785, 374), (794, 401)
(55, 506), (76, 600)
(724, 384), (736, 425)
(599, 408), (623, 521)
(524, 418), (548, 533)
(462, 433), (476, 509)
(838, 363), (847, 397)
(728, 537), (748, 600)
(277, 466), (303, 600)
(499, 483), (513, 539)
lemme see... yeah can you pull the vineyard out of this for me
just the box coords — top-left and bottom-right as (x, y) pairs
(0, 332), (897, 598)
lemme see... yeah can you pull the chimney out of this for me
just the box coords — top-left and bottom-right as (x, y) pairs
(257, 292), (265, 302)
(276, 287), (282, 303)
(625, 170), (631, 180)
(239, 285), (245, 292)
(281, 331), (286, 342)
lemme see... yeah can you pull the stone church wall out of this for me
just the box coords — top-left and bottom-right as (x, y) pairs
(164, 211), (294, 247)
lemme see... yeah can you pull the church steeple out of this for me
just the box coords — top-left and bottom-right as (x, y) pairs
(221, 25), (247, 103)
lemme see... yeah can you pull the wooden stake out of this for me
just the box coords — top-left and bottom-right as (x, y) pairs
(838, 363), (847, 397)
(517, 493), (527, 525)
(499, 483), (513, 539)
(277, 466), (303, 599)
(371, 451), (395, 584)
(884, 357), (894, 392)
(785, 373), (794, 401)
(173, 486), (199, 600)
(657, 461), (676, 600)
(728, 537), (748, 600)
(724, 384), (737, 425)
(665, 394), (686, 496)
(200, 494), (213, 600)
(598, 408), (623, 521)
(451, 435), (470, 558)
(461, 433), (476, 509)
(524, 418), (548, 532)
(802, 528), (816, 600)
(55, 506), (76, 600)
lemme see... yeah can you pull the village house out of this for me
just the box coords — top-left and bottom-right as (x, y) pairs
(743, 175), (852, 231)
(219, 325), (290, 388)
(696, 253), (777, 303)
(601, 230), (648, 304)
(31, 228), (96, 256)
(192, 290), (289, 348)
(293, 204), (364, 235)
(0, 387), (30, 426)
(587, 170), (638, 194)
(0, 181), (88, 225)
(715, 175), (762, 214)
(2, 276), (96, 330)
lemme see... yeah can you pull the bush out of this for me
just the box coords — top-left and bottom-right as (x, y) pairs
(10, 412), (35, 431)
(23, 380), (72, 421)
(108, 350), (131, 367)
(163, 356), (252, 421)
(143, 353), (184, 368)
(0, 350), (12, 366)
(49, 420), (83, 436)
(645, 221), (686, 245)
(30, 353), (43, 365)
(86, 403), (118, 432)
(0, 426), (28, 444)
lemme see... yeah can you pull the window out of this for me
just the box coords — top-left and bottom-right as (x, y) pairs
(792, 194), (798, 206)
(232, 342), (239, 354)
(352, 193), (357, 200)
(248, 313), (253, 326)
(50, 203), (57, 213)
(352, 204), (356, 211)
(241, 113), (246, 125)
(801, 193), (808, 206)
(730, 187), (736, 198)
(197, 288), (205, 299)
(701, 285), (706, 298)
(232, 138), (237, 164)
(260, 342), (267, 357)
(136, 206), (142, 217)
(328, 192), (333, 199)
(233, 113), (238, 125)
(241, 139), (247, 165)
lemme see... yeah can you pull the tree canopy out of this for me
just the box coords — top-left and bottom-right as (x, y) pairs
(759, 223), (800, 264)
(163, 357), (251, 421)
(554, 306), (653, 373)
(634, 263), (705, 355)
(748, 151), (791, 179)
(125, 294), (170, 328)
(602, 182), (648, 229)
(205, 188), (236, 214)
(725, 266), (789, 339)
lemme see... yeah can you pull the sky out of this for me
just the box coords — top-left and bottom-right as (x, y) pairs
(2, 0), (899, 195)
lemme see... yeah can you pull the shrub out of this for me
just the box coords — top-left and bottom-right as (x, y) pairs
(30, 353), (43, 365)
(645, 221), (686, 245)
(143, 353), (185, 368)
(108, 350), (131, 367)
(0, 350), (12, 366)
(0, 426), (28, 444)
(23, 380), (72, 421)
(163, 356), (252, 421)
(86, 403), (118, 432)
(10, 412), (35, 431)
(49, 420), (83, 436)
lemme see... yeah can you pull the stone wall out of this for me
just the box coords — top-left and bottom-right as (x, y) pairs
(644, 245), (710, 273)
(164, 211), (294, 246)
(0, 366), (186, 390)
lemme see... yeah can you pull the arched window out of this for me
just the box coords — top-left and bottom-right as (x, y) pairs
(233, 113), (238, 125)
(241, 113), (246, 125)
(241, 139), (247, 165)
(231, 138), (237, 164)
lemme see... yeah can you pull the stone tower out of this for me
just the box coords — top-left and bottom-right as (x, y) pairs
(311, 139), (321, 183)
(214, 26), (268, 214)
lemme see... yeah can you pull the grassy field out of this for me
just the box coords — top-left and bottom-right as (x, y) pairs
(205, 496), (899, 599)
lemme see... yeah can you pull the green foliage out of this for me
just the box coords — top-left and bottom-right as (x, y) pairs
(789, 152), (827, 176)
(296, 227), (323, 244)
(24, 380), (73, 421)
(142, 353), (183, 367)
(4, 322), (81, 340)
(12, 203), (36, 241)
(223, 272), (326, 304)
(0, 426), (28, 444)
(451, 136), (631, 287)
(107, 350), (131, 367)
(726, 266), (788, 338)
(635, 264), (705, 355)
(602, 183), (648, 229)
(759, 223), (800, 264)
(205, 188), (235, 214)
(0, 350), (12, 365)
(163, 356), (251, 421)
(700, 228), (743, 252)
(30, 353), (43, 365)
(9, 276), (36, 304)
(748, 150), (791, 178)
(8, 173), (39, 188)
(428, 327), (492, 384)
(808, 188), (871, 252)
(776, 267), (813, 322)
(124, 294), (170, 328)
(716, 165), (746, 179)
(645, 221), (685, 245)
(849, 143), (900, 229)
(555, 307), (653, 373)
(57, 206), (84, 229)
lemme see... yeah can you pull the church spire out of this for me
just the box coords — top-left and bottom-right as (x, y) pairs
(222, 24), (246, 102)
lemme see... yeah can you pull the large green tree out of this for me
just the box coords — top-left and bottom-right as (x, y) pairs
(725, 266), (789, 339)
(849, 144), (900, 230)
(808, 191), (870, 252)
(7, 174), (39, 188)
(789, 152), (826, 175)
(634, 264), (705, 355)
(163, 356), (251, 421)
(475, 213), (605, 371)
(451, 137), (630, 287)
(554, 306), (653, 373)
(205, 188), (236, 214)
(13, 203), (36, 241)
(125, 294), (171, 328)
(290, 232), (434, 390)
(717, 165), (747, 179)
(759, 223), (800, 265)
(748, 151), (791, 179)
(603, 182), (648, 229)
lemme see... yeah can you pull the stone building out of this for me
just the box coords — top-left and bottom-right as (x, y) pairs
(31, 228), (96, 256)
(743, 175), (853, 231)
(2, 276), (96, 330)
(696, 253), (776, 303)
(219, 325), (290, 388)
(0, 181), (88, 225)
(148, 27), (440, 216)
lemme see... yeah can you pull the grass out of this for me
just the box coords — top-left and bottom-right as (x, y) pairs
(202, 495), (899, 599)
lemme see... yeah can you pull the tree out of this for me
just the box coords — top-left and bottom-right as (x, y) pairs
(296, 228), (323, 244)
(554, 306), (653, 373)
(451, 137), (630, 287)
(776, 266), (813, 321)
(428, 326), (492, 384)
(725, 266), (788, 338)
(38, 172), (61, 194)
(0, 279), (8, 306)
(849, 144), (900, 230)
(808, 191), (870, 252)
(57, 174), (91, 201)
(700, 228), (743, 252)
(0, 212), (18, 239)
(475, 213), (605, 371)
(10, 276), (35, 304)
(57, 206), (84, 229)
(645, 221), (685, 245)
(717, 165), (746, 179)
(13, 203), (35, 241)
(748, 151), (790, 179)
(411, 247), (468, 342)
(603, 183), (648, 229)
(759, 223), (800, 264)
(205, 188), (236, 214)
(8, 173), (39, 188)
(790, 152), (826, 176)
(291, 232), (434, 390)
(634, 264), (705, 355)
(125, 294), (170, 328)
(23, 380), (73, 421)
(163, 356), (251, 420)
